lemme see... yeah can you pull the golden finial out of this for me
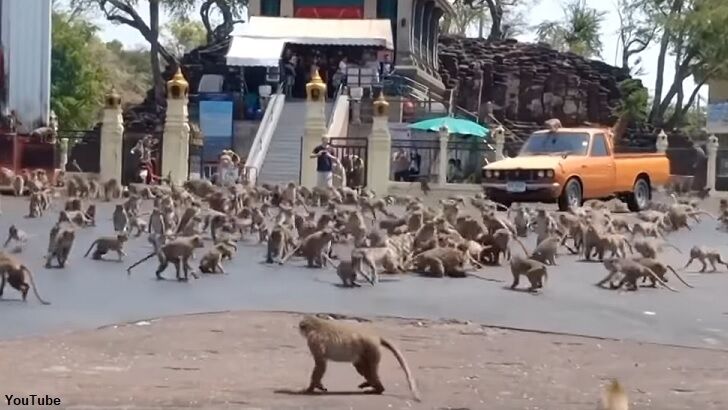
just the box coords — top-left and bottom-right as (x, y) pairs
(167, 67), (189, 100)
(373, 92), (390, 117)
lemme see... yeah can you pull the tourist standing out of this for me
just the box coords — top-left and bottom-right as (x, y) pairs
(310, 136), (339, 188)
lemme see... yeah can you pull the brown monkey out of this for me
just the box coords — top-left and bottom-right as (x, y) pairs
(632, 238), (681, 259)
(128, 235), (205, 281)
(297, 315), (420, 401)
(282, 229), (336, 268)
(84, 234), (129, 261)
(112, 204), (129, 233)
(479, 228), (529, 265)
(123, 195), (143, 217)
(103, 178), (122, 201)
(27, 192), (43, 218)
(596, 258), (677, 292)
(3, 225), (29, 249)
(320, 254), (360, 287)
(65, 177), (78, 197)
(509, 205), (531, 238)
(407, 247), (469, 278)
(128, 215), (148, 237)
(684, 246), (728, 273)
(64, 197), (83, 211)
(199, 248), (225, 274)
(0, 253), (51, 304)
(266, 224), (293, 264)
(509, 255), (548, 292)
(11, 175), (24, 196)
(87, 178), (100, 199)
(85, 204), (96, 227)
(350, 246), (398, 285)
(45, 227), (76, 268)
(214, 239), (237, 261)
(419, 177), (430, 196)
(633, 257), (693, 288)
(597, 379), (629, 410)
(529, 235), (567, 265)
(59, 210), (92, 227)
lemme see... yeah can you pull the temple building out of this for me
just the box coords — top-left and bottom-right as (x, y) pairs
(245, 0), (453, 94)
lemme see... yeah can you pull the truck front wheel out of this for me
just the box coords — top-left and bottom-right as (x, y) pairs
(626, 177), (651, 212)
(558, 178), (582, 211)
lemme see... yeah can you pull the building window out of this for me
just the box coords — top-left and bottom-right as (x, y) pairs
(261, 0), (281, 16)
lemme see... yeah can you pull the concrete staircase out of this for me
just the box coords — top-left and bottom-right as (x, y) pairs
(258, 100), (333, 185)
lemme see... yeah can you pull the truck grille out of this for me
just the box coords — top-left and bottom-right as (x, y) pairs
(498, 170), (537, 181)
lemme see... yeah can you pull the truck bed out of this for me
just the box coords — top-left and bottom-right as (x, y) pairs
(613, 153), (670, 193)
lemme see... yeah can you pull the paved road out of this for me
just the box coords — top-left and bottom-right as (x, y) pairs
(1, 196), (728, 350)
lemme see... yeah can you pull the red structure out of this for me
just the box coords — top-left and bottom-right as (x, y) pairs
(0, 132), (55, 174)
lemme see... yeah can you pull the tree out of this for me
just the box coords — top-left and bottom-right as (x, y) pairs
(535, 0), (606, 58)
(458, 0), (535, 40)
(51, 12), (106, 129)
(647, 0), (728, 128)
(164, 19), (206, 56)
(99, 41), (152, 104)
(615, 0), (657, 75)
(165, 0), (248, 44)
(442, 1), (489, 36)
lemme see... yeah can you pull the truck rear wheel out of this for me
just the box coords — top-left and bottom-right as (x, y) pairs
(626, 177), (650, 212)
(558, 178), (582, 211)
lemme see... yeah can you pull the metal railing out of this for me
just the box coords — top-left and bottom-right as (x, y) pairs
(242, 79), (287, 186)
(390, 138), (441, 181)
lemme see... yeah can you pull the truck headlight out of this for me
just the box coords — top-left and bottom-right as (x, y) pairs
(537, 170), (545, 178)
(494, 171), (501, 178)
(546, 170), (554, 178)
(485, 170), (493, 178)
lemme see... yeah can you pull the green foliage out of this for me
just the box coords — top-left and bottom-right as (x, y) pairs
(164, 19), (207, 56)
(99, 42), (152, 104)
(443, 1), (489, 36)
(614, 79), (649, 124)
(51, 12), (106, 129)
(535, 0), (606, 58)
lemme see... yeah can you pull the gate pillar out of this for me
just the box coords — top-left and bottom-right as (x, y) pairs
(301, 71), (327, 188)
(100, 88), (124, 183)
(162, 68), (191, 185)
(367, 93), (392, 195)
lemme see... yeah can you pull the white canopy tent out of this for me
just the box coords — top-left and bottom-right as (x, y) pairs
(226, 16), (394, 67)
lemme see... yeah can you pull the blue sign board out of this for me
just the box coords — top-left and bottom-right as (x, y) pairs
(199, 99), (234, 162)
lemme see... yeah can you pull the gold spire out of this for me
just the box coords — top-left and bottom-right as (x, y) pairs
(167, 67), (189, 100)
(373, 92), (389, 117)
(105, 87), (121, 109)
(306, 69), (326, 102)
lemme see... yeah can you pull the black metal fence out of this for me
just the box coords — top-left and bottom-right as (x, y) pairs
(391, 137), (440, 181)
(447, 137), (494, 183)
(329, 137), (369, 188)
(57, 129), (101, 173)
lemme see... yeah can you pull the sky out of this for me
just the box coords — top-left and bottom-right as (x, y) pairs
(89, 0), (707, 104)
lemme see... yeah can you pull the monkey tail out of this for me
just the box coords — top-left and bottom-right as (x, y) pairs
(279, 243), (302, 265)
(646, 268), (679, 292)
(692, 210), (716, 219)
(512, 236), (530, 255)
(83, 240), (98, 257)
(126, 252), (157, 275)
(666, 265), (694, 288)
(22, 266), (50, 305)
(664, 242), (683, 254)
(379, 338), (420, 402)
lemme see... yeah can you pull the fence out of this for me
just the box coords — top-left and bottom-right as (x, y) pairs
(58, 129), (101, 173)
(447, 137), (494, 183)
(329, 137), (369, 188)
(390, 137), (440, 182)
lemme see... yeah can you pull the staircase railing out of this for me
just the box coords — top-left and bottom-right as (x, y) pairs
(243, 80), (287, 186)
(326, 82), (344, 130)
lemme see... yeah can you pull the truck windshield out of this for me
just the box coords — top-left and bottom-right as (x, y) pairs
(519, 132), (590, 156)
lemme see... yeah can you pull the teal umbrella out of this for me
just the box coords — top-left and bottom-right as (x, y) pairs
(408, 116), (490, 138)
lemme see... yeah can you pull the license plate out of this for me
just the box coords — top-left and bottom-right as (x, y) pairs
(506, 181), (527, 193)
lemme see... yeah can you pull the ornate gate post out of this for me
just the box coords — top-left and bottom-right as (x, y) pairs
(301, 71), (327, 188)
(100, 88), (123, 182)
(367, 93), (392, 194)
(706, 134), (719, 192)
(438, 125), (449, 186)
(162, 68), (191, 185)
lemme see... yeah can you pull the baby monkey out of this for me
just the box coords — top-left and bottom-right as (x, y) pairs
(3, 225), (29, 250)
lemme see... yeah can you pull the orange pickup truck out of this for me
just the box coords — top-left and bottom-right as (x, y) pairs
(482, 125), (670, 211)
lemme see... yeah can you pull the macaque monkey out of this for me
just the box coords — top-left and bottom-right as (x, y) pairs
(633, 257), (693, 288)
(281, 229), (336, 268)
(266, 225), (291, 264)
(11, 175), (24, 196)
(684, 246), (728, 273)
(127, 235), (205, 281)
(85, 204), (96, 227)
(88, 179), (100, 199)
(45, 227), (76, 269)
(199, 248), (225, 274)
(214, 239), (237, 261)
(0, 253), (51, 304)
(128, 215), (148, 237)
(419, 177), (430, 196)
(508, 205), (531, 237)
(597, 258), (677, 292)
(27, 192), (44, 218)
(84, 234), (129, 261)
(509, 255), (548, 292)
(632, 238), (681, 259)
(297, 315), (420, 401)
(597, 379), (629, 410)
(112, 204), (129, 233)
(103, 178), (122, 201)
(3, 225), (29, 249)
(65, 197), (83, 212)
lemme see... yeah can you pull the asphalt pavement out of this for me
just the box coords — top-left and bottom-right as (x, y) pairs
(1, 196), (727, 350)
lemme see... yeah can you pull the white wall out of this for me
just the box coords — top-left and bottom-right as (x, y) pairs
(1, 0), (52, 130)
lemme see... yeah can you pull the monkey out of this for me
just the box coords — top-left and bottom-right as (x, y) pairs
(721, 198), (728, 215)
(11, 175), (24, 196)
(320, 254), (360, 287)
(349, 247), (397, 285)
(214, 239), (237, 261)
(59, 210), (92, 227)
(508, 205), (531, 237)
(479, 228), (529, 265)
(509, 255), (548, 292)
(127, 235), (205, 281)
(419, 177), (430, 196)
(266, 224), (293, 264)
(65, 197), (83, 211)
(529, 235), (572, 265)
(0, 253), (51, 304)
(455, 215), (488, 241)
(87, 178), (100, 199)
(176, 206), (201, 235)
(84, 234), (129, 261)
(596, 257), (677, 292)
(530, 209), (558, 245)
(26, 192), (43, 218)
(407, 246), (478, 278)
(632, 237), (681, 259)
(557, 213), (584, 253)
(282, 229), (336, 268)
(3, 225), (29, 249)
(65, 177), (78, 197)
(358, 197), (395, 220)
(637, 209), (666, 223)
(45, 227), (76, 269)
(412, 221), (438, 254)
(597, 379), (629, 410)
(123, 195), (143, 217)
(128, 215), (148, 237)
(683, 246), (728, 273)
(112, 204), (129, 233)
(73, 176), (90, 198)
(199, 248), (225, 274)
(148, 208), (166, 236)
(632, 257), (693, 288)
(103, 178), (122, 201)
(297, 315), (420, 401)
